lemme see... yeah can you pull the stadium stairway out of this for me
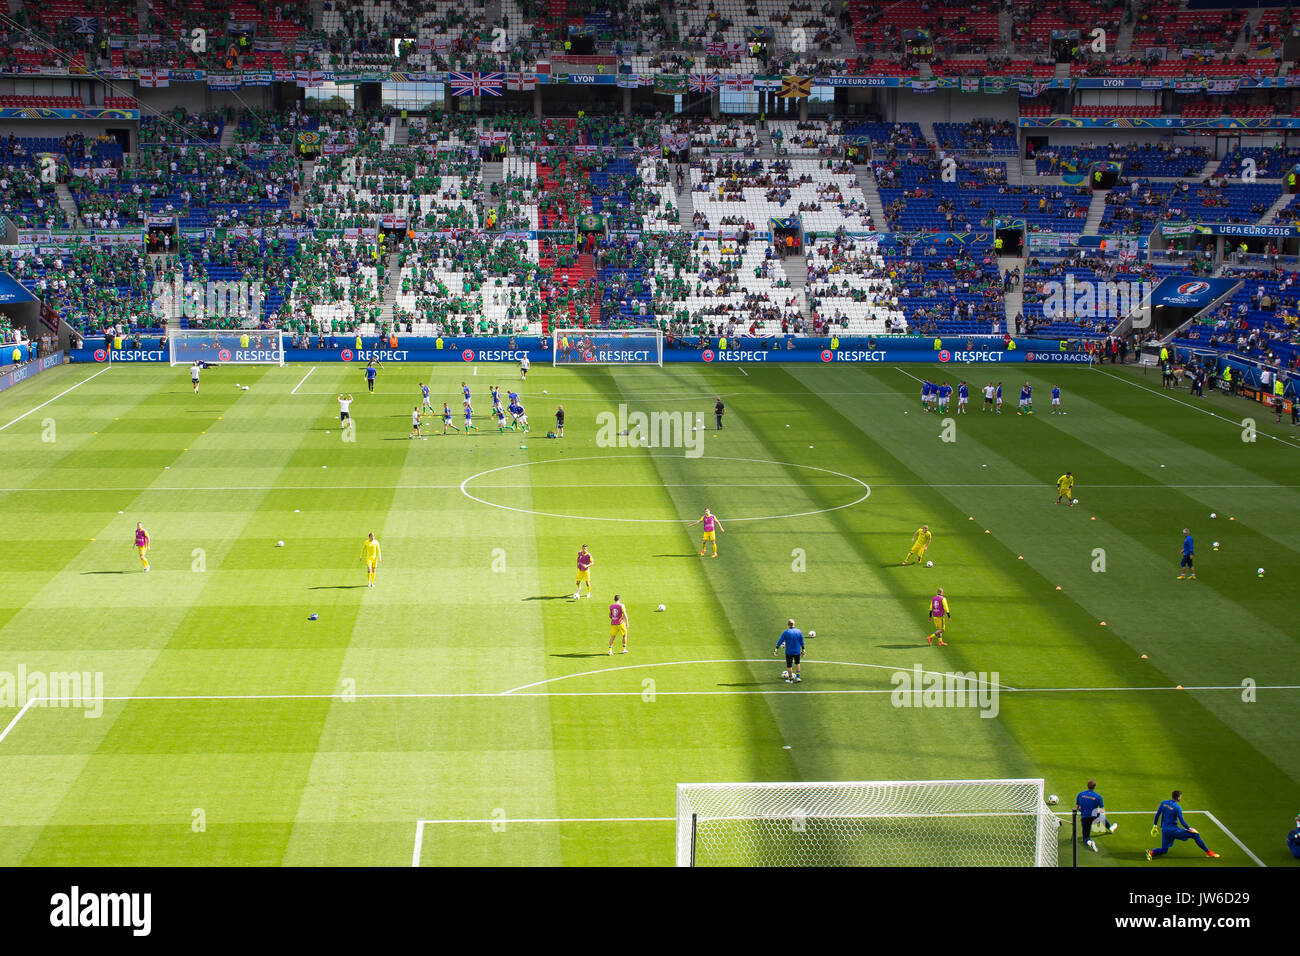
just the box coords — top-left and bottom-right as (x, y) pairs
(997, 5), (1013, 49)
(219, 123), (235, 149)
(380, 253), (401, 328)
(1006, 159), (1024, 187)
(1259, 189), (1293, 225)
(1115, 15), (1135, 56)
(676, 168), (694, 228)
(1234, 8), (1266, 56)
(54, 182), (81, 228)
(1083, 189), (1108, 234)
(1003, 257), (1025, 335)
(779, 253), (813, 323)
(483, 159), (503, 193)
(292, 160), (314, 219)
(856, 166), (887, 232)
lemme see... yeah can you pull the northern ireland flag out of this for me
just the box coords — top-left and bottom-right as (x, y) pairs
(137, 68), (170, 88)
(505, 72), (536, 91)
(449, 72), (504, 96)
(723, 74), (753, 92)
(295, 70), (324, 88)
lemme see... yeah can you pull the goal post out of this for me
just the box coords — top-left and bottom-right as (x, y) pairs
(553, 328), (663, 366)
(167, 329), (285, 367)
(676, 779), (1060, 867)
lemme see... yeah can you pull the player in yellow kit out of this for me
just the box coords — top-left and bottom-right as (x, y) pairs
(1055, 472), (1076, 506)
(361, 532), (382, 588)
(902, 525), (932, 566)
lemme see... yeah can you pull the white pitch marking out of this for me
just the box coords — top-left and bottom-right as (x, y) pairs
(498, 659), (1012, 695)
(459, 454), (872, 523)
(1202, 810), (1266, 867)
(0, 366), (111, 433)
(411, 816), (675, 865)
(738, 367), (748, 377)
(0, 696), (39, 745)
(290, 366), (316, 395)
(1092, 367), (1300, 452)
(3, 482), (1298, 494)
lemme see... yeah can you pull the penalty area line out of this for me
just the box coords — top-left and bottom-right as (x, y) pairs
(290, 366), (316, 395)
(0, 696), (40, 746)
(0, 366), (111, 433)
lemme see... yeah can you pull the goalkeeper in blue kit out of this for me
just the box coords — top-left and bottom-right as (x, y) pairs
(1146, 790), (1219, 860)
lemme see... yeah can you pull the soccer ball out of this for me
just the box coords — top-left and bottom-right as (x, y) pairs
(781, 670), (790, 680)
(808, 630), (816, 638)
(1210, 512), (1217, 518)
(1072, 499), (1079, 505)
(925, 560), (934, 568)
(573, 592), (580, 599)
(1212, 541), (1220, 551)
(277, 541), (284, 548)
(657, 603), (666, 611)
(1047, 794), (1059, 806)
(1257, 568), (1265, 577)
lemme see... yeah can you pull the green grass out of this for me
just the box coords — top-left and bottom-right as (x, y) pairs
(0, 359), (1296, 867)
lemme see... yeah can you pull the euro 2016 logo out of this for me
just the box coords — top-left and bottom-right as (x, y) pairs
(1176, 281), (1210, 297)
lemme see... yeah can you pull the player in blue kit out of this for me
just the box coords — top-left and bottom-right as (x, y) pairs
(1076, 779), (1119, 852)
(463, 400), (479, 432)
(1178, 528), (1196, 580)
(995, 382), (1003, 413)
(774, 618), (806, 683)
(490, 385), (502, 413)
(419, 382), (433, 415)
(441, 402), (459, 434)
(509, 400), (529, 432)
(1018, 382), (1033, 415)
(1146, 790), (1218, 860)
(956, 381), (969, 414)
(937, 381), (952, 413)
(494, 404), (516, 432)
(1050, 384), (1063, 414)
(462, 381), (471, 403)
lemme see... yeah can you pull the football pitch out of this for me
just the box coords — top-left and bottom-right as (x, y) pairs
(0, 358), (1295, 867)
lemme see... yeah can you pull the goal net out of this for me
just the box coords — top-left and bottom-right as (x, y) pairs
(676, 779), (1060, 867)
(553, 328), (663, 366)
(168, 330), (285, 367)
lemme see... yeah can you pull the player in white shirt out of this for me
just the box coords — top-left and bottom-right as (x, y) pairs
(190, 361), (201, 392)
(982, 383), (995, 412)
(520, 354), (530, 380)
(410, 406), (424, 439)
(338, 393), (353, 423)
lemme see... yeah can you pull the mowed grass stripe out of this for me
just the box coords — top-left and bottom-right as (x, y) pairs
(15, 363), (374, 864)
(838, 364), (1299, 862)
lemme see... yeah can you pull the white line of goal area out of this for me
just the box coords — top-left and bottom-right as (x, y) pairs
(0, 366), (111, 433)
(410, 809), (1264, 867)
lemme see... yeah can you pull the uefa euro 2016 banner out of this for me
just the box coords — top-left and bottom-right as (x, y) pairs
(70, 337), (1096, 365)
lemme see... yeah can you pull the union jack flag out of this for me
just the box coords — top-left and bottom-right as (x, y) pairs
(688, 73), (719, 93)
(449, 72), (504, 96)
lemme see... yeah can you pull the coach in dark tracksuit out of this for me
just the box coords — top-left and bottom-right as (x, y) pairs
(715, 397), (725, 430)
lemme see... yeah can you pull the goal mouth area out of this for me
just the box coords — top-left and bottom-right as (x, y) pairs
(676, 779), (1059, 867)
